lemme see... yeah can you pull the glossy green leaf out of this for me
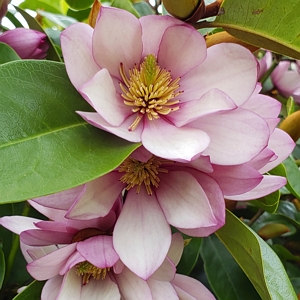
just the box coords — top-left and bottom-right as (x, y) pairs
(0, 249), (4, 289)
(111, 0), (140, 18)
(0, 43), (20, 65)
(133, 2), (155, 16)
(177, 237), (201, 275)
(19, 0), (62, 14)
(287, 97), (296, 116)
(201, 234), (260, 300)
(67, 7), (90, 22)
(251, 189), (280, 213)
(0, 60), (140, 203)
(64, 0), (93, 10)
(211, 0), (300, 59)
(216, 210), (297, 300)
(290, 278), (300, 295)
(14, 6), (61, 62)
(13, 280), (45, 300)
(37, 10), (77, 28)
(5, 11), (24, 28)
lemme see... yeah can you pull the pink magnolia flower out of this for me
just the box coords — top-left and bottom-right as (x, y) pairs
(271, 60), (300, 103)
(257, 51), (272, 80)
(0, 28), (49, 59)
(61, 6), (270, 164)
(0, 210), (215, 300)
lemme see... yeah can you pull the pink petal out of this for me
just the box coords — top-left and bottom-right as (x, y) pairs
(210, 164), (263, 196)
(142, 118), (210, 162)
(59, 251), (85, 275)
(77, 236), (119, 268)
(157, 171), (217, 229)
(115, 267), (153, 300)
(226, 175), (287, 201)
(26, 245), (58, 261)
(168, 89), (237, 127)
(147, 279), (179, 299)
(259, 128), (295, 174)
(113, 188), (171, 279)
(0, 216), (40, 234)
(140, 15), (183, 57)
(158, 24), (206, 78)
(271, 61), (289, 83)
(167, 233), (184, 266)
(34, 221), (75, 233)
(178, 171), (225, 237)
(20, 229), (73, 246)
(187, 155), (213, 174)
(77, 111), (142, 143)
(93, 7), (142, 79)
(41, 275), (63, 300)
(79, 69), (131, 126)
(27, 244), (77, 280)
(192, 108), (269, 165)
(32, 185), (84, 210)
(150, 257), (176, 281)
(66, 172), (124, 220)
(81, 275), (120, 299)
(246, 148), (276, 171)
(60, 23), (100, 90)
(56, 269), (81, 300)
(172, 274), (216, 300)
(180, 43), (257, 106)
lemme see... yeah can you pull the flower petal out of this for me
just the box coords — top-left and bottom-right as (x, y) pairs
(226, 175), (287, 201)
(157, 171), (217, 229)
(148, 279), (179, 300)
(167, 232), (184, 266)
(61, 23), (100, 90)
(191, 108), (269, 165)
(113, 188), (171, 279)
(27, 244), (77, 280)
(142, 118), (210, 162)
(158, 24), (206, 78)
(93, 7), (142, 79)
(150, 257), (176, 282)
(77, 236), (119, 268)
(66, 172), (123, 220)
(56, 269), (81, 300)
(59, 251), (85, 275)
(0, 216), (40, 234)
(180, 43), (257, 106)
(79, 69), (131, 126)
(77, 111), (142, 143)
(81, 275), (120, 300)
(41, 275), (63, 300)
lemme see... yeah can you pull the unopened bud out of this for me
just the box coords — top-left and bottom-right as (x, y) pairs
(279, 110), (300, 142)
(258, 223), (290, 240)
(88, 0), (101, 28)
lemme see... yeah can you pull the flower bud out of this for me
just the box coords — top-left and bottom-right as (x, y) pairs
(0, 0), (9, 23)
(162, 0), (205, 21)
(0, 28), (49, 59)
(258, 223), (290, 240)
(279, 110), (300, 142)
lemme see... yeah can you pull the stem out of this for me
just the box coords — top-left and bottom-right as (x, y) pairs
(202, 0), (223, 19)
(248, 208), (264, 227)
(259, 54), (282, 84)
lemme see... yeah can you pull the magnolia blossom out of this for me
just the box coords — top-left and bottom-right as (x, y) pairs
(0, 28), (49, 59)
(61, 6), (271, 164)
(271, 60), (300, 103)
(0, 209), (215, 300)
(257, 51), (272, 80)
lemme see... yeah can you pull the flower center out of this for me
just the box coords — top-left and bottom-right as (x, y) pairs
(119, 54), (182, 131)
(71, 227), (106, 243)
(119, 156), (169, 195)
(76, 261), (110, 285)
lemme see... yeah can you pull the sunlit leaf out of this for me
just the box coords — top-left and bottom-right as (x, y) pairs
(13, 280), (45, 300)
(111, 0), (140, 18)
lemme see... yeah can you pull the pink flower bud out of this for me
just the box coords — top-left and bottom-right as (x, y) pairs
(0, 28), (49, 59)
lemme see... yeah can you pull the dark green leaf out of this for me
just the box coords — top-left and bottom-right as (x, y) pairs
(64, 0), (93, 10)
(19, 0), (62, 14)
(216, 210), (297, 300)
(0, 43), (21, 65)
(212, 0), (300, 59)
(0, 249), (5, 289)
(133, 2), (155, 16)
(5, 11), (24, 28)
(201, 234), (260, 300)
(67, 8), (90, 22)
(251, 189), (280, 213)
(13, 280), (45, 300)
(0, 60), (140, 203)
(177, 237), (201, 275)
(290, 278), (300, 295)
(111, 0), (140, 18)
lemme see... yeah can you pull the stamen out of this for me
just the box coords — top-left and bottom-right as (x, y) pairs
(76, 261), (110, 285)
(119, 54), (182, 131)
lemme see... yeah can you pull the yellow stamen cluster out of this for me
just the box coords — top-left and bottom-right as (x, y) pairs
(119, 156), (169, 195)
(76, 261), (110, 285)
(119, 54), (182, 131)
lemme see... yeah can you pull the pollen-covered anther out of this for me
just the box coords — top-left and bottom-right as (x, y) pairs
(76, 261), (110, 285)
(119, 54), (182, 131)
(119, 156), (170, 195)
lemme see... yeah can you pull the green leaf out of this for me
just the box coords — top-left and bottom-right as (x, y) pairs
(216, 210), (297, 300)
(251, 189), (280, 213)
(111, 0), (140, 18)
(14, 6), (61, 62)
(37, 10), (77, 28)
(0, 249), (5, 289)
(19, 0), (62, 14)
(133, 2), (155, 16)
(201, 234), (260, 300)
(287, 97), (296, 116)
(290, 278), (300, 295)
(0, 43), (21, 65)
(67, 7), (90, 22)
(212, 0), (300, 59)
(64, 0), (93, 10)
(5, 11), (24, 28)
(0, 60), (140, 203)
(176, 237), (201, 275)
(13, 280), (45, 300)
